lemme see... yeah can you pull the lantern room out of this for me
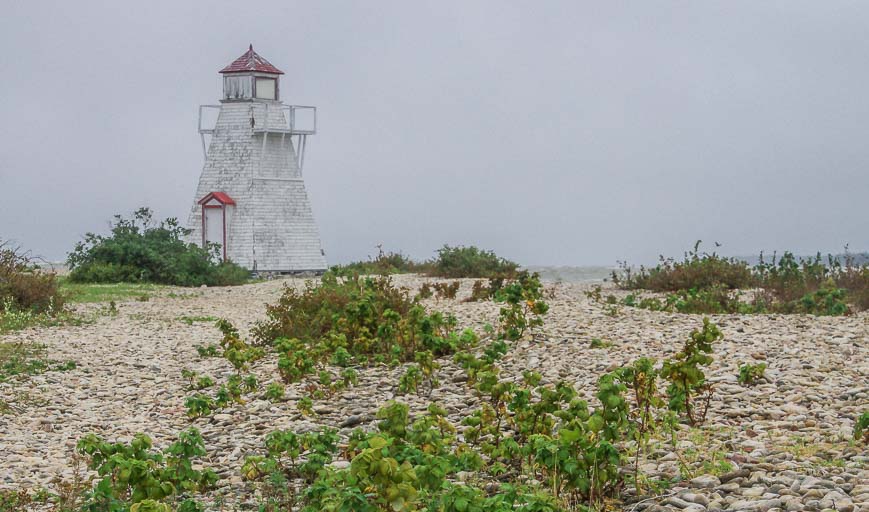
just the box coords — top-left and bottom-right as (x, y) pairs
(220, 45), (284, 101)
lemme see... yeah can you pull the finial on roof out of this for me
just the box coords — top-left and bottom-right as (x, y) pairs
(249, 44), (253, 51)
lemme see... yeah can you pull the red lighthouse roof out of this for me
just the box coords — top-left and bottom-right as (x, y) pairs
(219, 45), (284, 75)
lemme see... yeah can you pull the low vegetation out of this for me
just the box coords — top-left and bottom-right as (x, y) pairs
(426, 245), (519, 279)
(612, 241), (868, 315)
(252, 274), (480, 373)
(1, 340), (77, 413)
(0, 241), (76, 335)
(75, 428), (217, 511)
(67, 207), (249, 287)
(59, 279), (166, 304)
(332, 244), (519, 279)
(330, 247), (430, 276)
(737, 362), (767, 386)
(242, 318), (723, 511)
(855, 412), (869, 443)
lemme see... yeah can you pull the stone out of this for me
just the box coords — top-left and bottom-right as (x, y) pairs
(692, 475), (722, 489)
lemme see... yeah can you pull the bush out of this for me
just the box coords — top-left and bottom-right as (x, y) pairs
(252, 274), (479, 380)
(614, 242), (869, 314)
(75, 428), (215, 510)
(427, 245), (519, 279)
(67, 207), (248, 287)
(737, 362), (767, 386)
(333, 244), (520, 280)
(613, 241), (754, 292)
(330, 246), (432, 277)
(0, 241), (64, 313)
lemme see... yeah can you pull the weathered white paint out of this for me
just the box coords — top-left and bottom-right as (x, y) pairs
(187, 98), (327, 273)
(203, 208), (222, 245)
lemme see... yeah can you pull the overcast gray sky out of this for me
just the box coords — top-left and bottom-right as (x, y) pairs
(1, 1), (867, 266)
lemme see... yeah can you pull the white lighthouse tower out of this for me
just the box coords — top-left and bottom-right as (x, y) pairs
(187, 45), (327, 273)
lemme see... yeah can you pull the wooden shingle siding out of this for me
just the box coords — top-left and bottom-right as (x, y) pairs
(187, 102), (327, 272)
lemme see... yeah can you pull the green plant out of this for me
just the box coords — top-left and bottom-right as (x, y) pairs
(330, 246), (431, 277)
(75, 428), (216, 510)
(589, 338), (612, 349)
(427, 245), (519, 279)
(613, 241), (754, 292)
(194, 344), (219, 358)
(216, 319), (265, 375)
(67, 207), (249, 286)
(178, 315), (219, 325)
(298, 396), (314, 416)
(660, 318), (721, 426)
(184, 394), (215, 419)
(614, 243), (869, 314)
(494, 271), (549, 340)
(254, 274), (478, 384)
(737, 362), (767, 386)
(0, 340), (76, 384)
(855, 412), (869, 443)
(264, 382), (285, 401)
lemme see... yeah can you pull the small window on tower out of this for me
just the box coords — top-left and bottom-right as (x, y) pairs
(255, 78), (276, 100)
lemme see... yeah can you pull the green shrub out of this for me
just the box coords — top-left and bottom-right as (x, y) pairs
(613, 241), (754, 292)
(494, 271), (549, 340)
(67, 207), (248, 287)
(614, 242), (869, 314)
(737, 362), (767, 386)
(428, 245), (519, 279)
(855, 412), (869, 443)
(330, 247), (431, 277)
(661, 318), (721, 426)
(75, 428), (216, 509)
(253, 274), (478, 379)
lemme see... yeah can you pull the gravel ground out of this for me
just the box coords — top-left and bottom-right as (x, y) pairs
(1, 275), (867, 511)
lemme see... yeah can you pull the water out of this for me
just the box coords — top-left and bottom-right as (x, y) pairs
(522, 265), (615, 283)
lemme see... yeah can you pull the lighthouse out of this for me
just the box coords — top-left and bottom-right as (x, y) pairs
(187, 45), (327, 273)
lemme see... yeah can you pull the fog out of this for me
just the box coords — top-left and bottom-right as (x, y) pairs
(1, 1), (867, 266)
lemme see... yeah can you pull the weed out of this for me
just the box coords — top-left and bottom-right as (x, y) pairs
(432, 281), (461, 300)
(0, 340), (76, 383)
(330, 246), (430, 277)
(494, 271), (549, 340)
(264, 382), (285, 401)
(75, 427), (216, 509)
(254, 274), (478, 381)
(298, 396), (314, 416)
(178, 315), (219, 325)
(614, 242), (869, 314)
(661, 318), (721, 426)
(855, 412), (869, 443)
(737, 362), (767, 386)
(589, 338), (612, 349)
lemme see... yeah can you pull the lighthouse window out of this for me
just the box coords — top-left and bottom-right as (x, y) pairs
(224, 75), (253, 100)
(255, 78), (276, 100)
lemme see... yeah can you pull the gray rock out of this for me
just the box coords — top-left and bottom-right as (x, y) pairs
(692, 475), (722, 489)
(339, 415), (364, 428)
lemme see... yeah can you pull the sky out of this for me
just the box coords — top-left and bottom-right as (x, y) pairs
(1, 1), (867, 267)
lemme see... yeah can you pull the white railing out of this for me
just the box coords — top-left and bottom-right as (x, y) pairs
(197, 104), (317, 135)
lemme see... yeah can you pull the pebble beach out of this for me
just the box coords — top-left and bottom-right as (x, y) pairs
(1, 275), (867, 511)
